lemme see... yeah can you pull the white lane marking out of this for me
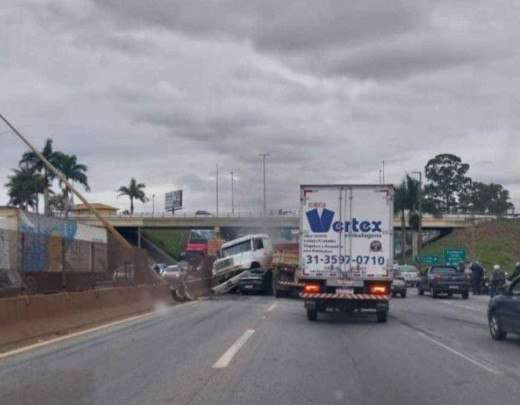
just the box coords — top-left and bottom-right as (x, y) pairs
(0, 312), (153, 361)
(212, 329), (255, 369)
(267, 302), (277, 312)
(415, 331), (501, 375)
(0, 300), (201, 361)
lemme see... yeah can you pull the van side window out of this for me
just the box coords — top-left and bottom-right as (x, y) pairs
(254, 238), (264, 250)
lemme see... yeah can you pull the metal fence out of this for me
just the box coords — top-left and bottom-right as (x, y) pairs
(0, 210), (160, 297)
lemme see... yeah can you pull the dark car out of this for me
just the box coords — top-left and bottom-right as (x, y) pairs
(488, 277), (520, 340)
(417, 265), (470, 299)
(238, 268), (272, 295)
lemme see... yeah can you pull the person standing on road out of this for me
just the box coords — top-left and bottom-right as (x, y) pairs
(471, 261), (484, 295)
(509, 262), (520, 281)
(490, 264), (506, 297)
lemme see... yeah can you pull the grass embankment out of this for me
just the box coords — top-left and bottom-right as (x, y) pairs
(143, 229), (190, 260)
(420, 219), (520, 274)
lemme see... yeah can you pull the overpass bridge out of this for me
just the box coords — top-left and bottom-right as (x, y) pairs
(74, 213), (493, 231)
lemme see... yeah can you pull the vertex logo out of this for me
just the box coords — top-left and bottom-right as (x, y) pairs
(306, 209), (383, 234)
(306, 208), (335, 233)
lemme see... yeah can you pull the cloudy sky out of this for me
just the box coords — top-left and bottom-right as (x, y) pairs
(1, 0), (519, 214)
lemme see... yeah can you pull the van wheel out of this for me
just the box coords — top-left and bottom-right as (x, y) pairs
(462, 292), (469, 300)
(307, 308), (318, 321)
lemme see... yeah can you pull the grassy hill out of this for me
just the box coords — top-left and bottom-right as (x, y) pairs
(419, 219), (520, 274)
(143, 229), (190, 260)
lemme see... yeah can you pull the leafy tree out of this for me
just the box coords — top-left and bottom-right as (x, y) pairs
(19, 138), (63, 215)
(5, 168), (45, 211)
(117, 178), (147, 215)
(460, 182), (514, 216)
(55, 153), (90, 217)
(424, 154), (471, 214)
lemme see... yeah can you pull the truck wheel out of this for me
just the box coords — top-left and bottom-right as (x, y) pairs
(376, 310), (388, 323)
(401, 291), (407, 298)
(391, 292), (397, 298)
(447, 291), (453, 298)
(462, 292), (469, 300)
(307, 308), (318, 321)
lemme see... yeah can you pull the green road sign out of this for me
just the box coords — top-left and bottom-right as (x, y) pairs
(444, 249), (466, 266)
(416, 255), (439, 265)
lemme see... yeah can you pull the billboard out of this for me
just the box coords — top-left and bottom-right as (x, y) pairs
(165, 190), (183, 212)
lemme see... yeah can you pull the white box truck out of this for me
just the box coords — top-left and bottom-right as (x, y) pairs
(299, 184), (394, 322)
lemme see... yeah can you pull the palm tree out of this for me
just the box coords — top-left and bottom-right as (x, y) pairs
(117, 178), (147, 214)
(5, 168), (45, 211)
(55, 153), (90, 217)
(19, 138), (62, 215)
(395, 174), (421, 263)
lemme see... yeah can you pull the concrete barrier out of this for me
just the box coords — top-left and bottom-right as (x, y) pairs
(0, 285), (172, 350)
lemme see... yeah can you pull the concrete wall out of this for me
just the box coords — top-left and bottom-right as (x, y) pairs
(0, 285), (172, 349)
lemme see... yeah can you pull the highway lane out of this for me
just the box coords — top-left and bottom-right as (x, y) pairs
(0, 292), (519, 405)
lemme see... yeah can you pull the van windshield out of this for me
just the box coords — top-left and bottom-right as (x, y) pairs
(222, 240), (252, 257)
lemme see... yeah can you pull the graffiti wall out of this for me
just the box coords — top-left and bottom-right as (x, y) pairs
(17, 212), (108, 273)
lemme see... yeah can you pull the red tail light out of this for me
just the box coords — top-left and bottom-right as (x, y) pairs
(304, 284), (320, 294)
(370, 285), (388, 295)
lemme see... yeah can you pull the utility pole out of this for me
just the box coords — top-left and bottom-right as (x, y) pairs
(230, 171), (235, 216)
(412, 170), (423, 256)
(0, 113), (132, 248)
(382, 160), (385, 184)
(259, 153), (269, 216)
(152, 194), (156, 217)
(216, 164), (219, 216)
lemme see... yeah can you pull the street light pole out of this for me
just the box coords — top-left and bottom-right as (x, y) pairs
(216, 164), (219, 216)
(0, 113), (132, 248)
(152, 194), (156, 217)
(259, 153), (269, 216)
(230, 170), (235, 216)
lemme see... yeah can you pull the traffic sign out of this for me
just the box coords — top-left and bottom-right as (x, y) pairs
(416, 255), (439, 265)
(444, 249), (466, 266)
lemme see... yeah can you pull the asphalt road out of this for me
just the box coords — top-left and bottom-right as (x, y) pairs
(1, 291), (519, 405)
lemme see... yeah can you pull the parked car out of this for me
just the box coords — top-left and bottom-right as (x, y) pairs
(391, 274), (407, 298)
(151, 263), (167, 275)
(488, 277), (520, 340)
(397, 265), (420, 287)
(417, 265), (470, 299)
(161, 264), (184, 280)
(238, 268), (272, 295)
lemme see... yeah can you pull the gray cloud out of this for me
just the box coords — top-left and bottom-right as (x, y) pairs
(1, 0), (519, 214)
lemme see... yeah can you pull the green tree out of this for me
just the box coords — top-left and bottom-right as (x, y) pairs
(5, 168), (45, 211)
(460, 182), (514, 216)
(19, 138), (63, 215)
(117, 178), (147, 215)
(394, 174), (421, 262)
(55, 153), (90, 217)
(424, 154), (471, 214)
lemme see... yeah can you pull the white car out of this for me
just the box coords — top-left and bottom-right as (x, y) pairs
(397, 265), (420, 286)
(161, 265), (184, 280)
(212, 234), (273, 285)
